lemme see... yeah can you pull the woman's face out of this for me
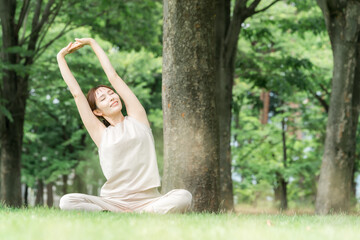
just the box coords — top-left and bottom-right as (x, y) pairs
(93, 87), (122, 117)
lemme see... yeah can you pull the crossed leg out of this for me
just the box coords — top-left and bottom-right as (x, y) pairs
(59, 193), (130, 212)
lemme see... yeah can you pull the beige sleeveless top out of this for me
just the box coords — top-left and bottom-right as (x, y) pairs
(98, 116), (161, 197)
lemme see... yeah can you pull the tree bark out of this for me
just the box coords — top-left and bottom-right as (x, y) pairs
(315, 0), (360, 214)
(260, 91), (270, 124)
(162, 0), (220, 212)
(0, 0), (25, 207)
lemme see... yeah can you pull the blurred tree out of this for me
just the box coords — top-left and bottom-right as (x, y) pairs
(215, 0), (280, 211)
(231, 0), (331, 209)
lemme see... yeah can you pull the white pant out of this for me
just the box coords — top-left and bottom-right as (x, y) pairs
(59, 188), (192, 214)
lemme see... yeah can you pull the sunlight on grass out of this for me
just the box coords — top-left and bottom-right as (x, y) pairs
(1, 207), (360, 240)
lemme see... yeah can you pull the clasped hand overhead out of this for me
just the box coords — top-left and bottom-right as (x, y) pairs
(57, 38), (94, 57)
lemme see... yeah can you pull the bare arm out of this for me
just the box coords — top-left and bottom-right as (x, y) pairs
(57, 42), (105, 148)
(74, 38), (150, 128)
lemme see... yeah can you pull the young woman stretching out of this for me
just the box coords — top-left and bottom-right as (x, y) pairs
(57, 38), (192, 213)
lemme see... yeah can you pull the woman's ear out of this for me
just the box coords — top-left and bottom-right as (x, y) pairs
(93, 109), (103, 117)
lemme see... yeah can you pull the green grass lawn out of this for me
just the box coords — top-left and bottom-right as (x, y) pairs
(1, 207), (360, 240)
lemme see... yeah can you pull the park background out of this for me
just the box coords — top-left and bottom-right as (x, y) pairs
(1, 0), (360, 216)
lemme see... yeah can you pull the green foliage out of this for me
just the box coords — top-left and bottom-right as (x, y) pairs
(232, 0), (331, 207)
(89, 0), (163, 55)
(232, 82), (324, 207)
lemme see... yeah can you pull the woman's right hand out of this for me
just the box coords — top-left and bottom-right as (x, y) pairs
(57, 42), (78, 58)
(71, 38), (95, 51)
(74, 38), (94, 46)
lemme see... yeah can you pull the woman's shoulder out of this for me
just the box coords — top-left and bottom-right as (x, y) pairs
(125, 116), (152, 133)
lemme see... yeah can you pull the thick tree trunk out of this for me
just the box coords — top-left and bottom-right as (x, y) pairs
(315, 0), (360, 214)
(35, 179), (44, 206)
(162, 0), (220, 212)
(0, 0), (28, 207)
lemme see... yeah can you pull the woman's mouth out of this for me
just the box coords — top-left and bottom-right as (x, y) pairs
(110, 101), (118, 107)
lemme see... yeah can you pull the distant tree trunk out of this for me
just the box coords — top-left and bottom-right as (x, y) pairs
(24, 184), (29, 207)
(260, 91), (270, 124)
(35, 179), (44, 206)
(279, 118), (288, 210)
(73, 172), (86, 193)
(62, 175), (68, 195)
(315, 0), (360, 214)
(162, 0), (220, 212)
(46, 183), (54, 207)
(92, 184), (98, 196)
(274, 172), (287, 210)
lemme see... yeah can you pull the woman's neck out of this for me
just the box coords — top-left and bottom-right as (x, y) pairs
(105, 113), (125, 126)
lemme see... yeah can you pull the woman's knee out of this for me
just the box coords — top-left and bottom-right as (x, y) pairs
(59, 193), (83, 210)
(171, 189), (193, 211)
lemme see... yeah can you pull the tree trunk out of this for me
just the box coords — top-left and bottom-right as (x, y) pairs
(274, 172), (288, 210)
(35, 179), (44, 206)
(74, 172), (87, 193)
(350, 165), (356, 207)
(215, 0), (234, 211)
(279, 118), (288, 210)
(0, 0), (66, 208)
(162, 0), (220, 212)
(315, 0), (360, 214)
(260, 91), (270, 124)
(46, 183), (54, 207)
(62, 175), (68, 195)
(0, 0), (27, 207)
(24, 184), (28, 207)
(214, 0), (280, 212)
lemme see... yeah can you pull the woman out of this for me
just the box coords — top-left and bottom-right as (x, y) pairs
(57, 38), (192, 213)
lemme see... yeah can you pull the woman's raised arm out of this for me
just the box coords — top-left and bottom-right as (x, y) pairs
(74, 38), (150, 128)
(57, 42), (105, 148)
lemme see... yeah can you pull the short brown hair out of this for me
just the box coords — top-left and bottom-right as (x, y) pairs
(86, 85), (114, 127)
